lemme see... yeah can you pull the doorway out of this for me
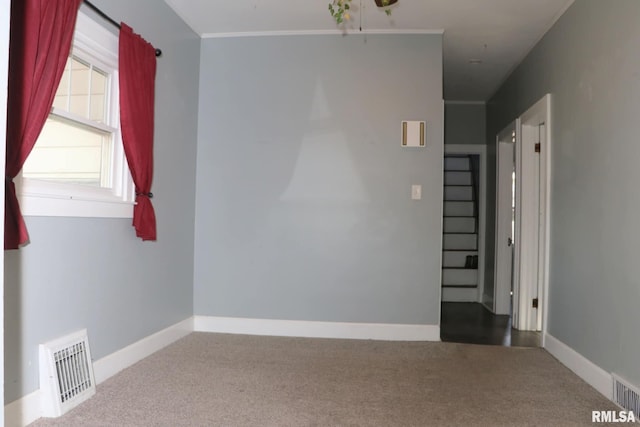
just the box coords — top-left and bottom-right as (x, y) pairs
(441, 144), (486, 304)
(441, 144), (529, 346)
(494, 121), (518, 316)
(493, 94), (551, 338)
(441, 94), (551, 347)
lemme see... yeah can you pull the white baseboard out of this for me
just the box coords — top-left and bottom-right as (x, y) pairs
(544, 333), (612, 400)
(5, 389), (41, 427)
(194, 316), (440, 341)
(93, 317), (193, 384)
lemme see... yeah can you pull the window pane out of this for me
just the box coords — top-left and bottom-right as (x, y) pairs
(52, 57), (72, 111)
(23, 116), (112, 187)
(90, 67), (107, 122)
(69, 57), (90, 118)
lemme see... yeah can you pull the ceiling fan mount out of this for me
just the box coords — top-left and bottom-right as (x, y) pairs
(374, 0), (398, 7)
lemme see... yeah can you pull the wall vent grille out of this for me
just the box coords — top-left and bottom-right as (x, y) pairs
(613, 374), (640, 419)
(40, 329), (96, 417)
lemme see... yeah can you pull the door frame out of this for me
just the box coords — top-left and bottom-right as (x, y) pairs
(443, 144), (486, 304)
(514, 94), (551, 341)
(493, 120), (518, 315)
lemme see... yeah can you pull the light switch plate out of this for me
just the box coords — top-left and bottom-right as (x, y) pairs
(411, 185), (422, 200)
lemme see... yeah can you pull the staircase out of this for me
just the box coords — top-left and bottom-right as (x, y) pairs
(442, 155), (479, 302)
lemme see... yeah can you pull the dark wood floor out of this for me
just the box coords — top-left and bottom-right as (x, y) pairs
(440, 302), (541, 347)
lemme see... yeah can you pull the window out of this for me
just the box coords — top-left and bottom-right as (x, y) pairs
(17, 11), (134, 218)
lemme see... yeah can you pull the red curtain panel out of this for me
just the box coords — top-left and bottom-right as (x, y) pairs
(119, 23), (157, 241)
(4, 0), (82, 249)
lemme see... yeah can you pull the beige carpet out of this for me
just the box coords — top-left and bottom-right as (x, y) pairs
(31, 332), (618, 426)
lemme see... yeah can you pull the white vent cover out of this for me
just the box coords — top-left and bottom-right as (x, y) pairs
(39, 329), (96, 417)
(613, 374), (640, 419)
(401, 121), (426, 147)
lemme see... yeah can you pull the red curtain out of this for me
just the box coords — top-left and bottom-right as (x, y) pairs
(5, 0), (82, 249)
(119, 23), (157, 241)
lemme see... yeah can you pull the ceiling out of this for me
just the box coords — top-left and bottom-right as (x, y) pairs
(164, 0), (574, 101)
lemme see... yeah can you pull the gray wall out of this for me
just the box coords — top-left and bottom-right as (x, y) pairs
(194, 35), (444, 325)
(445, 103), (486, 145)
(4, 1), (200, 403)
(488, 0), (640, 386)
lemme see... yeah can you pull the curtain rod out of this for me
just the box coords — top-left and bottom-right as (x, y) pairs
(83, 0), (162, 57)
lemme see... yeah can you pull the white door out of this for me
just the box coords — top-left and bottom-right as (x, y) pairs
(494, 122), (517, 315)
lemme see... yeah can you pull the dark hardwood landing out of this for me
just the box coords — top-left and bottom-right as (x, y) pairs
(440, 302), (541, 347)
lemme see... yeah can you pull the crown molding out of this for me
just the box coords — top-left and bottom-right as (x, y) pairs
(201, 29), (443, 39)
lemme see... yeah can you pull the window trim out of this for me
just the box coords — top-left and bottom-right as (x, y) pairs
(17, 11), (135, 219)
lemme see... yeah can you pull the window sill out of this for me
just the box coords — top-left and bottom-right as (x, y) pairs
(20, 193), (134, 218)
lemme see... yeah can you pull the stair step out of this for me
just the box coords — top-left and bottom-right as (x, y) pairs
(442, 250), (478, 267)
(444, 201), (474, 216)
(442, 268), (478, 285)
(444, 186), (473, 201)
(444, 217), (475, 233)
(444, 171), (472, 185)
(442, 284), (478, 288)
(443, 233), (477, 250)
(443, 248), (479, 251)
(444, 156), (471, 171)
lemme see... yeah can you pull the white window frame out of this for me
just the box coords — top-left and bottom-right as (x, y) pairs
(16, 11), (134, 218)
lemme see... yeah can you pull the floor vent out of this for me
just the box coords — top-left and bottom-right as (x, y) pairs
(40, 329), (96, 417)
(613, 374), (640, 419)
